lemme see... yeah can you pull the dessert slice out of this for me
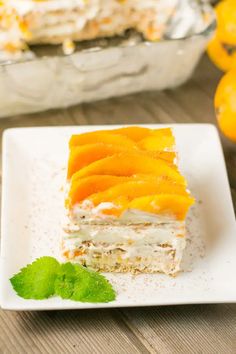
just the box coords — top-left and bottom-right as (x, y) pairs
(62, 126), (194, 275)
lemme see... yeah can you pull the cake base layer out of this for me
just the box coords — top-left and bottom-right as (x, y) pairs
(62, 222), (186, 275)
(63, 246), (180, 275)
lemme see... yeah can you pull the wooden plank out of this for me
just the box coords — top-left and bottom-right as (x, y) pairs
(0, 310), (149, 354)
(119, 304), (236, 354)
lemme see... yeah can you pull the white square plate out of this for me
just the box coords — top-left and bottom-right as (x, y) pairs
(1, 124), (236, 311)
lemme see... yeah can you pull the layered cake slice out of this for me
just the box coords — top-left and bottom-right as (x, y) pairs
(62, 126), (194, 275)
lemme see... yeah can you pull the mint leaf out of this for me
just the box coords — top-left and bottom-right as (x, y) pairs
(54, 262), (77, 299)
(10, 257), (60, 300)
(55, 263), (116, 303)
(10, 257), (116, 303)
(71, 265), (116, 303)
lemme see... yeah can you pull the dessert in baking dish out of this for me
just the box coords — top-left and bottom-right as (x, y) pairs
(0, 0), (212, 59)
(62, 126), (194, 275)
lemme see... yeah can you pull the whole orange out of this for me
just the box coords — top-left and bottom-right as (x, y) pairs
(207, 33), (236, 72)
(207, 0), (236, 71)
(215, 69), (236, 142)
(216, 0), (236, 45)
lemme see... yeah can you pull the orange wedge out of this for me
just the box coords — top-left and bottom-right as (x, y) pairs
(67, 143), (136, 179)
(72, 152), (186, 185)
(128, 194), (195, 220)
(106, 126), (173, 141)
(67, 143), (177, 178)
(138, 135), (175, 151)
(67, 175), (130, 207)
(69, 127), (174, 147)
(150, 151), (176, 164)
(88, 179), (188, 206)
(69, 132), (136, 149)
(68, 174), (181, 207)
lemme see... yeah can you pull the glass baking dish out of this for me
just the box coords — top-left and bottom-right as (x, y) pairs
(0, 19), (215, 118)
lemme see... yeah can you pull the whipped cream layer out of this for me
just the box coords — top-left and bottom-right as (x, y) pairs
(63, 220), (185, 245)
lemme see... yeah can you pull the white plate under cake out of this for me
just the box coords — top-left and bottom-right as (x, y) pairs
(1, 124), (236, 311)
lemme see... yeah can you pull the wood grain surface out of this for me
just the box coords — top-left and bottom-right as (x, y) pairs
(0, 55), (235, 354)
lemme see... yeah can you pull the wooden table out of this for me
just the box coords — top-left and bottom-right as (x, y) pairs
(0, 55), (235, 354)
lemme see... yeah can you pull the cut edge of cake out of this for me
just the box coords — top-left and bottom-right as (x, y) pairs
(62, 126), (194, 275)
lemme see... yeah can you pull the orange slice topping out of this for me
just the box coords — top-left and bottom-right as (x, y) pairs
(100, 194), (194, 221)
(72, 152), (186, 185)
(138, 135), (175, 151)
(66, 126), (194, 219)
(67, 143), (135, 179)
(69, 126), (173, 147)
(128, 194), (195, 221)
(69, 132), (136, 149)
(88, 179), (188, 207)
(105, 126), (173, 141)
(67, 175), (130, 207)
(67, 143), (177, 178)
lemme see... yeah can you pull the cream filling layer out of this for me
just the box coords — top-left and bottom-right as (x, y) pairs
(69, 202), (184, 225)
(63, 222), (186, 264)
(63, 222), (185, 245)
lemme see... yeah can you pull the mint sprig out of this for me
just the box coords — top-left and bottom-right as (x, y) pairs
(10, 257), (60, 300)
(54, 262), (77, 299)
(70, 264), (115, 303)
(10, 257), (116, 303)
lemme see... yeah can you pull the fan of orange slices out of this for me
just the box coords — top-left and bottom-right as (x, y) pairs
(66, 126), (194, 221)
(207, 0), (236, 142)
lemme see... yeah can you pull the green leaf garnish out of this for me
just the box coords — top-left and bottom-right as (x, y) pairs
(10, 257), (60, 300)
(70, 264), (116, 303)
(10, 257), (116, 303)
(54, 262), (77, 299)
(55, 263), (115, 302)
